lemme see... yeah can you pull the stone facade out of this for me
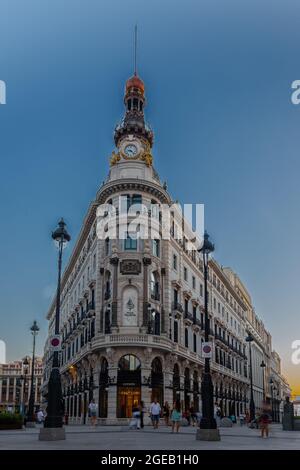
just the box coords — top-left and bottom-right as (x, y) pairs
(43, 71), (289, 424)
(0, 356), (43, 413)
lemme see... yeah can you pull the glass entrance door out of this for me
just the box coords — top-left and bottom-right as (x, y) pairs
(117, 386), (141, 418)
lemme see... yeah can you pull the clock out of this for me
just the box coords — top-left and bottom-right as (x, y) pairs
(124, 144), (138, 158)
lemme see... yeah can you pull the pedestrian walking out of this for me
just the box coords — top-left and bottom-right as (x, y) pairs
(189, 403), (197, 427)
(37, 409), (45, 424)
(259, 405), (272, 438)
(149, 398), (161, 429)
(239, 413), (246, 426)
(214, 402), (222, 427)
(131, 405), (141, 429)
(171, 400), (182, 433)
(163, 402), (170, 426)
(88, 399), (98, 426)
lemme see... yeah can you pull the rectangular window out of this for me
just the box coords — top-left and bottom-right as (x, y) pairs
(174, 321), (178, 343)
(132, 194), (142, 208)
(152, 239), (160, 257)
(185, 328), (189, 348)
(105, 237), (110, 256)
(193, 334), (197, 353)
(192, 276), (196, 289)
(184, 267), (188, 281)
(124, 233), (137, 250)
(151, 199), (159, 219)
(193, 305), (197, 323)
(200, 283), (203, 297)
(173, 254), (177, 270)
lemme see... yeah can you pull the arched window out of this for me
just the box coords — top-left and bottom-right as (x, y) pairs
(151, 357), (162, 374)
(118, 354), (141, 371)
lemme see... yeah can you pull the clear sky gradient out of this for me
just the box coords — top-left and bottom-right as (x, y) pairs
(0, 0), (299, 394)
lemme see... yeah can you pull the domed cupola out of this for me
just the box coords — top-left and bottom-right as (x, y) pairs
(114, 72), (154, 148)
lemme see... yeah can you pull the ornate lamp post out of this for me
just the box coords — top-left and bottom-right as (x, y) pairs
(26, 321), (39, 427)
(260, 360), (266, 402)
(196, 231), (220, 441)
(39, 218), (70, 441)
(246, 333), (255, 422)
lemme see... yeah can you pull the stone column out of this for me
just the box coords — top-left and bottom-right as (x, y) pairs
(143, 256), (152, 327)
(160, 267), (166, 334)
(164, 370), (173, 407)
(110, 257), (119, 328)
(106, 370), (117, 424)
(13, 377), (16, 405)
(106, 348), (117, 424)
(179, 374), (185, 410)
(141, 368), (152, 425)
(99, 267), (105, 333)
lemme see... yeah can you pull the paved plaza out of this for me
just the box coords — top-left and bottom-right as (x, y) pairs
(0, 424), (299, 450)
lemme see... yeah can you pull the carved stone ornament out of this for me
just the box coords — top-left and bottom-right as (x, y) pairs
(120, 259), (142, 275)
(110, 151), (121, 166)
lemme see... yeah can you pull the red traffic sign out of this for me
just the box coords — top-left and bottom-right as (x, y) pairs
(50, 335), (61, 351)
(202, 341), (213, 358)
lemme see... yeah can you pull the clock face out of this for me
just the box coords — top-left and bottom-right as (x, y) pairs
(124, 144), (138, 158)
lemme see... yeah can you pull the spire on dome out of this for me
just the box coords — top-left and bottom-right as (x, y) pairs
(114, 27), (153, 147)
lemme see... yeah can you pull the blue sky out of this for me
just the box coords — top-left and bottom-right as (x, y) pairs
(0, 0), (299, 392)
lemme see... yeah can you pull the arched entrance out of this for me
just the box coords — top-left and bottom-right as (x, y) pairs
(173, 364), (180, 403)
(99, 358), (108, 418)
(151, 357), (164, 404)
(117, 354), (141, 418)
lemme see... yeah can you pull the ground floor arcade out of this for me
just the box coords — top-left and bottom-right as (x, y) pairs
(60, 346), (249, 424)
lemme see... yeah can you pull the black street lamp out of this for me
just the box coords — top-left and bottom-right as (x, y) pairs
(260, 360), (266, 402)
(26, 321), (39, 427)
(40, 218), (70, 441)
(246, 333), (255, 422)
(196, 231), (220, 441)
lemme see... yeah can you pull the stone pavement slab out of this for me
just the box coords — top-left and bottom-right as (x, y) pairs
(0, 424), (299, 450)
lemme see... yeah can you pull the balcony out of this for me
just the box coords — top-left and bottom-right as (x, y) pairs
(87, 301), (95, 317)
(172, 302), (183, 313)
(192, 318), (202, 331)
(184, 311), (193, 324)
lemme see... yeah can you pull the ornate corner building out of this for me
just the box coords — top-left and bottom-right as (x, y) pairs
(43, 71), (290, 424)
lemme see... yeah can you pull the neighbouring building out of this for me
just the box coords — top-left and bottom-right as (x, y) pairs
(0, 356), (43, 413)
(42, 68), (290, 424)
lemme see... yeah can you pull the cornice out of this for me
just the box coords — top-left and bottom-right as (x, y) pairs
(96, 178), (171, 205)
